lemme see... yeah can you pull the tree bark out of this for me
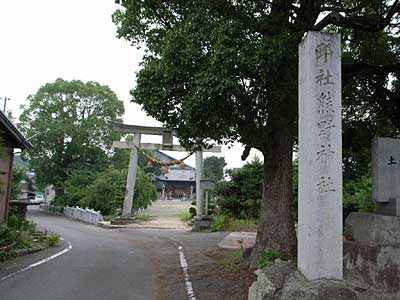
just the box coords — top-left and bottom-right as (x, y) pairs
(250, 126), (297, 268)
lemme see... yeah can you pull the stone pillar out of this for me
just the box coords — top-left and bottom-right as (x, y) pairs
(122, 133), (141, 217)
(372, 137), (400, 216)
(195, 151), (204, 216)
(298, 32), (342, 280)
(204, 190), (208, 216)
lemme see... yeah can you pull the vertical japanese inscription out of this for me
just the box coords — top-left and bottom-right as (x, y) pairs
(315, 41), (337, 197)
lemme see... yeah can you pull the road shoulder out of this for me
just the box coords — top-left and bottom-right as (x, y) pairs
(0, 238), (70, 282)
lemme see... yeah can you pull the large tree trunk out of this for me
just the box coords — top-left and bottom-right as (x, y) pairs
(250, 127), (297, 268)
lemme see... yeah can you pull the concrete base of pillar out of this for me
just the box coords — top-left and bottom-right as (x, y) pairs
(111, 216), (137, 225)
(192, 215), (215, 231)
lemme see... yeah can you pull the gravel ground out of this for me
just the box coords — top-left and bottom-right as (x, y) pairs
(138, 199), (194, 217)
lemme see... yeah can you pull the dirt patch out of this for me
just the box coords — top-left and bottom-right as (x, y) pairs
(189, 249), (256, 300)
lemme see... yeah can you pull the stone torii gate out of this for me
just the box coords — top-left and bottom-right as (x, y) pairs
(110, 122), (221, 224)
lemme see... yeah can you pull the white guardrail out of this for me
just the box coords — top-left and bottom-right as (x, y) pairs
(63, 207), (104, 225)
(40, 204), (103, 225)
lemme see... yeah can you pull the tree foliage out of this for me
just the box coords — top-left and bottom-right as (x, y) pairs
(64, 169), (98, 207)
(78, 168), (157, 215)
(10, 166), (25, 200)
(343, 166), (375, 214)
(204, 156), (227, 182)
(19, 79), (124, 195)
(113, 0), (400, 260)
(216, 157), (263, 219)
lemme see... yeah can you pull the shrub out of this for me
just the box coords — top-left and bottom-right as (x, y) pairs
(211, 215), (226, 232)
(189, 207), (197, 218)
(0, 225), (13, 247)
(344, 173), (375, 214)
(7, 215), (36, 233)
(47, 234), (60, 246)
(52, 194), (69, 207)
(0, 220), (34, 250)
(48, 205), (64, 214)
(208, 201), (216, 215)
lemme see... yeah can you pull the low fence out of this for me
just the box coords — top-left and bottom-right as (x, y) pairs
(64, 207), (104, 225)
(41, 204), (103, 225)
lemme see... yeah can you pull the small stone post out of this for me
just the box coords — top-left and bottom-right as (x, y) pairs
(195, 150), (204, 216)
(298, 31), (343, 280)
(204, 190), (208, 216)
(161, 184), (166, 200)
(122, 133), (141, 217)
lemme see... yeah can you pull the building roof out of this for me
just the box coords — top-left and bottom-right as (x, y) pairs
(0, 110), (33, 150)
(155, 168), (196, 182)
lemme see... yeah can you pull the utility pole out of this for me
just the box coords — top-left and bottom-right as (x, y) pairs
(1, 97), (11, 113)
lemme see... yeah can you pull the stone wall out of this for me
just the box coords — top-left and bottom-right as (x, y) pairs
(248, 261), (365, 300)
(344, 240), (400, 294)
(344, 212), (400, 298)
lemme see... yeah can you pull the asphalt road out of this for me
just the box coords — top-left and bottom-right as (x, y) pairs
(0, 207), (227, 300)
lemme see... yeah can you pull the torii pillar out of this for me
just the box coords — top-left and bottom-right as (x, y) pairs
(121, 133), (141, 218)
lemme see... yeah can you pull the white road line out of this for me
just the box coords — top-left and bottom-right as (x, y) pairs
(178, 245), (197, 300)
(0, 240), (72, 282)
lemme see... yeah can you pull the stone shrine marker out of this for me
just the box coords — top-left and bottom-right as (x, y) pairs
(372, 137), (400, 216)
(298, 32), (342, 280)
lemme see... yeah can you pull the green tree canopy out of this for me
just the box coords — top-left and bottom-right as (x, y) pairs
(204, 156), (227, 182)
(19, 79), (124, 196)
(113, 1), (400, 262)
(217, 157), (263, 219)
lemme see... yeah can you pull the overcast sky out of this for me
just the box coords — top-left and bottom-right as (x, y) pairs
(0, 0), (261, 169)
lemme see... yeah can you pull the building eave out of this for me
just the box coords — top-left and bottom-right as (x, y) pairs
(0, 110), (33, 150)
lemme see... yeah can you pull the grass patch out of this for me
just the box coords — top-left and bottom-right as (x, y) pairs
(214, 249), (244, 273)
(177, 212), (191, 221)
(103, 213), (120, 222)
(256, 248), (282, 269)
(226, 219), (257, 232)
(135, 215), (157, 221)
(211, 215), (257, 232)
